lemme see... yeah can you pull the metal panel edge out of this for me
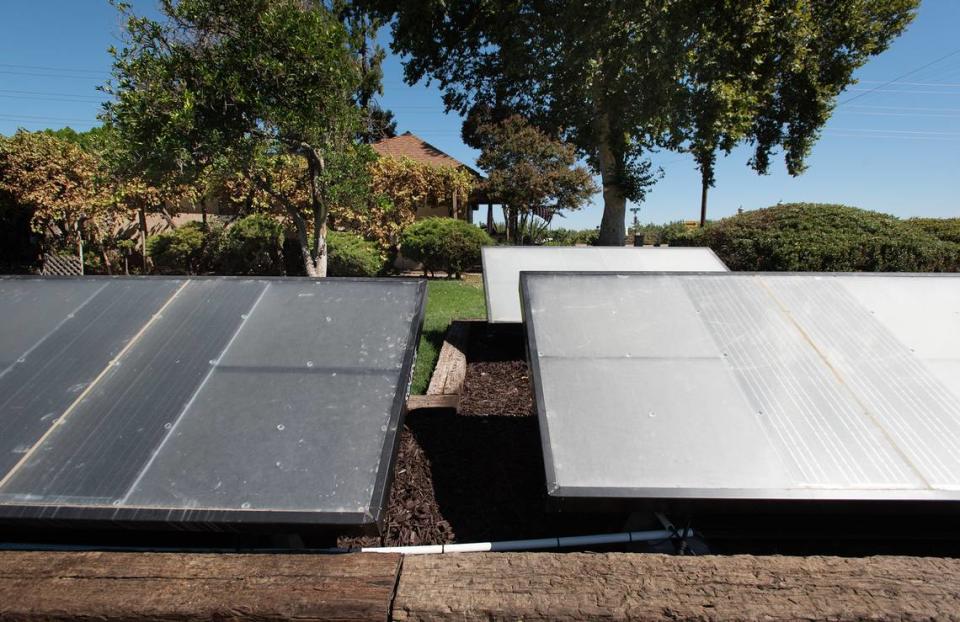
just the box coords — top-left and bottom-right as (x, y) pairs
(480, 246), (496, 323)
(519, 271), (561, 496)
(365, 278), (428, 529)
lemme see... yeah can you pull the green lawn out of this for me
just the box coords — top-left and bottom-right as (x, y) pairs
(410, 278), (486, 394)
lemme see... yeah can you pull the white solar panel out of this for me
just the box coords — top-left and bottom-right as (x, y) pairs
(522, 272), (960, 502)
(482, 246), (727, 322)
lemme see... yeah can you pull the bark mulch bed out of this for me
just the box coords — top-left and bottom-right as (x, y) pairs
(339, 324), (623, 549)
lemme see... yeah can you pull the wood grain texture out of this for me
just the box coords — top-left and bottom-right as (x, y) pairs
(394, 552), (960, 621)
(406, 394), (460, 411)
(426, 321), (471, 397)
(0, 551), (400, 622)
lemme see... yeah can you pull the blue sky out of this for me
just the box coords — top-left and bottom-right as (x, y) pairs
(2, 1), (958, 227)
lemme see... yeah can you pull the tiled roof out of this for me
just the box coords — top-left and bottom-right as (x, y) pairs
(371, 132), (482, 178)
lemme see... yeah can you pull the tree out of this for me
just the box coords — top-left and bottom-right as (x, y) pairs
(680, 0), (918, 226)
(362, 0), (917, 244)
(0, 130), (114, 270)
(680, 3), (764, 228)
(475, 115), (596, 244)
(104, 0), (371, 276)
(334, 1), (399, 143)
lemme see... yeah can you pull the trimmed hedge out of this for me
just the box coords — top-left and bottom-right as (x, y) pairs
(327, 230), (386, 277)
(672, 203), (960, 272)
(401, 217), (493, 278)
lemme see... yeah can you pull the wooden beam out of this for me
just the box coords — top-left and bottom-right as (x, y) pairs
(425, 320), (472, 397)
(406, 394), (459, 411)
(393, 552), (960, 621)
(0, 551), (400, 622)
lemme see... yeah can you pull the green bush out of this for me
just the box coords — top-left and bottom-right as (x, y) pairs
(907, 218), (960, 245)
(147, 222), (206, 274)
(671, 203), (960, 272)
(217, 213), (284, 275)
(543, 227), (599, 246)
(327, 230), (386, 277)
(401, 217), (494, 278)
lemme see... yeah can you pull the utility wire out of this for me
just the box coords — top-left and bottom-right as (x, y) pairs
(838, 48), (960, 106)
(0, 70), (107, 80)
(0, 62), (108, 75)
(0, 89), (103, 100)
(857, 80), (960, 88)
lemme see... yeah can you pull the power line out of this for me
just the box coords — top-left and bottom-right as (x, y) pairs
(0, 113), (100, 123)
(848, 104), (960, 113)
(0, 70), (107, 80)
(0, 63), (108, 75)
(0, 88), (103, 100)
(844, 88), (960, 96)
(839, 47), (960, 106)
(829, 127), (960, 137)
(836, 110), (960, 119)
(0, 95), (104, 104)
(857, 80), (960, 88)
(825, 132), (960, 142)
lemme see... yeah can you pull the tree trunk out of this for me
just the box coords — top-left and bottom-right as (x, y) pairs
(509, 207), (519, 245)
(317, 225), (328, 277)
(595, 113), (627, 246)
(98, 239), (112, 276)
(306, 150), (328, 278)
(290, 212), (322, 278)
(699, 169), (709, 228)
(138, 207), (148, 273)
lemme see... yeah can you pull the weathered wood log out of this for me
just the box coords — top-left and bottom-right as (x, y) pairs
(0, 551), (400, 621)
(425, 320), (472, 397)
(393, 552), (960, 621)
(406, 394), (459, 411)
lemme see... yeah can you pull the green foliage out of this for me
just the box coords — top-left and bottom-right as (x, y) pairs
(489, 218), (552, 246)
(147, 222), (206, 274)
(218, 213), (285, 275)
(327, 230), (386, 277)
(475, 115), (596, 243)
(907, 218), (960, 245)
(366, 0), (917, 244)
(673, 204), (960, 272)
(401, 218), (494, 278)
(105, 0), (371, 275)
(410, 279), (486, 395)
(542, 228), (599, 246)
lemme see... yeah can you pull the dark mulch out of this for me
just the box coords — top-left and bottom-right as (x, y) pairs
(459, 360), (533, 417)
(339, 328), (624, 548)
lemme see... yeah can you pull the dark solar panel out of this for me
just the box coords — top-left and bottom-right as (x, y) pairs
(0, 276), (425, 531)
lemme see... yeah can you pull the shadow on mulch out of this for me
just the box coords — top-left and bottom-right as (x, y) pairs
(339, 409), (624, 549)
(338, 348), (625, 549)
(467, 321), (526, 362)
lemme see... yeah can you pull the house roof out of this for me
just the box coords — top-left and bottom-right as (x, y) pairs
(371, 132), (483, 178)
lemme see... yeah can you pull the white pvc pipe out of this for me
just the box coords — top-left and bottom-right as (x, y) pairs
(361, 528), (692, 555)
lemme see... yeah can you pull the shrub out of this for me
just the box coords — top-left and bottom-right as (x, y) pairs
(907, 218), (960, 245)
(543, 227), (599, 246)
(401, 217), (494, 278)
(671, 203), (960, 272)
(217, 213), (284, 275)
(327, 230), (386, 277)
(147, 222), (206, 274)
